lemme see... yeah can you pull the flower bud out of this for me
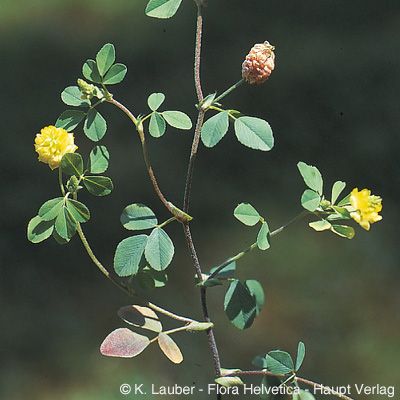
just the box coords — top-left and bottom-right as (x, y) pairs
(242, 41), (275, 85)
(77, 79), (104, 100)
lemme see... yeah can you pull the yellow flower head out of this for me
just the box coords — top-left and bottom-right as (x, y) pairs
(350, 188), (382, 231)
(34, 125), (78, 170)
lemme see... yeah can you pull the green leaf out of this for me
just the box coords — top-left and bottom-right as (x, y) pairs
(331, 181), (346, 204)
(337, 193), (351, 206)
(55, 110), (86, 131)
(103, 63), (127, 85)
(139, 267), (168, 289)
(265, 350), (294, 374)
(148, 93), (166, 111)
(52, 229), (70, 245)
(162, 111), (192, 130)
(252, 355), (268, 369)
(61, 86), (90, 107)
(297, 161), (323, 195)
(96, 43), (115, 76)
(214, 377), (244, 388)
(149, 269), (168, 288)
(209, 261), (236, 280)
(60, 153), (84, 176)
(89, 145), (109, 174)
(234, 203), (261, 226)
(100, 328), (150, 358)
(83, 176), (113, 196)
(38, 198), (64, 221)
(145, 228), (174, 271)
(84, 109), (107, 141)
(27, 216), (54, 243)
(149, 112), (167, 138)
(234, 116), (274, 151)
(295, 341), (306, 371)
(309, 220), (331, 231)
(301, 189), (321, 211)
(257, 222), (270, 250)
(120, 203), (158, 231)
(66, 199), (90, 223)
(331, 225), (355, 239)
(82, 59), (102, 83)
(55, 206), (77, 240)
(118, 305), (162, 333)
(201, 111), (229, 148)
(114, 235), (148, 277)
(293, 390), (316, 400)
(145, 0), (183, 19)
(224, 280), (257, 330)
(245, 280), (265, 315)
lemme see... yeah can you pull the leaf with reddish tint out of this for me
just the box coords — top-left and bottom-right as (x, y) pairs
(158, 333), (183, 364)
(118, 305), (162, 333)
(100, 328), (150, 358)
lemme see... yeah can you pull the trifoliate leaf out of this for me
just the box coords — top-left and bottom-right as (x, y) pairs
(103, 63), (127, 85)
(297, 161), (323, 195)
(114, 235), (148, 277)
(301, 189), (321, 211)
(55, 110), (86, 131)
(100, 328), (150, 358)
(120, 204), (158, 231)
(96, 43), (115, 76)
(234, 116), (274, 151)
(89, 145), (109, 174)
(27, 216), (54, 243)
(145, 228), (174, 271)
(145, 0), (183, 19)
(148, 93), (166, 111)
(201, 111), (229, 148)
(234, 203), (261, 226)
(158, 333), (183, 364)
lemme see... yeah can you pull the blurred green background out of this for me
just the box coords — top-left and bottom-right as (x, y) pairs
(1, 0), (399, 399)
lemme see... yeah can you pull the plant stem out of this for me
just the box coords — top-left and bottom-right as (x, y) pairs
(214, 78), (244, 104)
(158, 216), (177, 229)
(207, 211), (309, 280)
(72, 201), (193, 323)
(58, 168), (65, 196)
(149, 325), (189, 344)
(182, 3), (223, 396)
(230, 371), (354, 400)
(108, 98), (184, 221)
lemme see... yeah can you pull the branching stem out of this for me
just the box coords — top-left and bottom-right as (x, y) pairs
(208, 211), (310, 280)
(108, 98), (185, 221)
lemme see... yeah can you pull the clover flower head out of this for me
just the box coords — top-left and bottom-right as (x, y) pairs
(242, 41), (276, 85)
(34, 125), (78, 170)
(350, 188), (382, 231)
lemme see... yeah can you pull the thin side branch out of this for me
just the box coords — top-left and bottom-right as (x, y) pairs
(75, 221), (194, 323)
(108, 97), (185, 221)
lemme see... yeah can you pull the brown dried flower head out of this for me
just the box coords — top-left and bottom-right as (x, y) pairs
(242, 41), (275, 85)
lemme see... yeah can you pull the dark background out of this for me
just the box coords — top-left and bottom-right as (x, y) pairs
(1, 1), (399, 399)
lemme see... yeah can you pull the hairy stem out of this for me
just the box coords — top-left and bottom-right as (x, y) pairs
(182, 2), (223, 396)
(231, 371), (354, 400)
